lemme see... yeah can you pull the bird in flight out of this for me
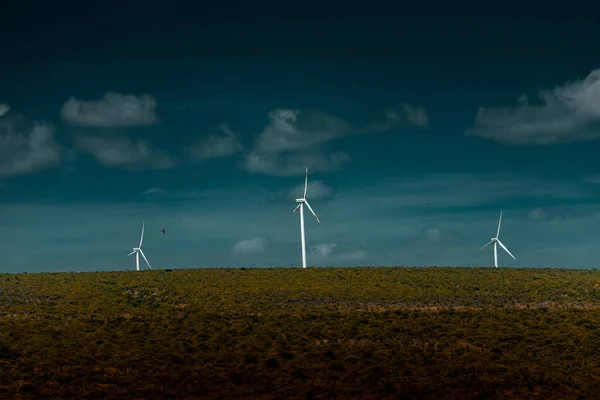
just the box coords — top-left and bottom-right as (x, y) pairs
(161, 229), (166, 234)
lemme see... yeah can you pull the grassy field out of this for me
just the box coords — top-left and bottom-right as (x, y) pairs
(1, 267), (600, 399)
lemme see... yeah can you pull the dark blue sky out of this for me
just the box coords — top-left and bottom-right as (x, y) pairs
(1, 1), (600, 272)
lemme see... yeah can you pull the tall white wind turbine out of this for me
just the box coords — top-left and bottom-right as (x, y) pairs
(292, 166), (321, 269)
(480, 210), (516, 268)
(128, 221), (152, 271)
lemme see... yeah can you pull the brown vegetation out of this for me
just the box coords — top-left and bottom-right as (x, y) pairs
(1, 267), (600, 399)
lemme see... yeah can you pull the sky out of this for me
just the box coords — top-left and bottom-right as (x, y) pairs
(1, 2), (600, 272)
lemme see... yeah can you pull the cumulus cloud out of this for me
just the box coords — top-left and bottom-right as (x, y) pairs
(242, 104), (426, 176)
(74, 135), (177, 170)
(232, 237), (268, 254)
(289, 180), (333, 200)
(0, 108), (62, 177)
(0, 104), (10, 117)
(255, 108), (351, 154)
(185, 124), (243, 162)
(362, 103), (429, 133)
(466, 69), (600, 145)
(61, 92), (159, 127)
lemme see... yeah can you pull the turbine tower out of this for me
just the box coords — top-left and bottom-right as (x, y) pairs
(292, 166), (321, 268)
(480, 210), (516, 268)
(128, 221), (152, 271)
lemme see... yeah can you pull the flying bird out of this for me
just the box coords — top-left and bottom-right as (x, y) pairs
(161, 229), (166, 234)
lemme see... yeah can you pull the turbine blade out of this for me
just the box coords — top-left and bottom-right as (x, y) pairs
(303, 165), (308, 198)
(127, 251), (136, 256)
(139, 249), (152, 269)
(304, 200), (321, 224)
(139, 221), (145, 248)
(292, 204), (301, 214)
(480, 241), (493, 250)
(496, 210), (503, 238)
(497, 240), (516, 260)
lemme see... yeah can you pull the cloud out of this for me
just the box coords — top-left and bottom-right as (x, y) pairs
(289, 180), (333, 200)
(255, 109), (351, 154)
(243, 151), (350, 177)
(311, 243), (337, 257)
(526, 208), (548, 221)
(583, 174), (600, 184)
(362, 103), (429, 133)
(0, 104), (10, 117)
(466, 69), (600, 145)
(142, 188), (164, 195)
(74, 135), (177, 170)
(140, 187), (210, 200)
(61, 92), (159, 127)
(423, 225), (442, 242)
(337, 251), (369, 262)
(360, 173), (588, 212)
(309, 242), (369, 264)
(0, 109), (63, 178)
(242, 104), (426, 176)
(185, 124), (243, 162)
(526, 206), (596, 221)
(232, 237), (268, 254)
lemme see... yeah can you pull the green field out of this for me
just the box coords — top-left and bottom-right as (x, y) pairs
(1, 267), (600, 399)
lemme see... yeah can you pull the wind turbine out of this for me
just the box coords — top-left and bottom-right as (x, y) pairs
(292, 166), (321, 269)
(480, 210), (516, 268)
(128, 221), (152, 271)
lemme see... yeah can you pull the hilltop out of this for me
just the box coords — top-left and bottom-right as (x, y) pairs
(1, 267), (600, 399)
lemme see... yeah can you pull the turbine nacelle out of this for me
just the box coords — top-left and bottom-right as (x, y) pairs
(292, 166), (321, 269)
(480, 211), (516, 268)
(128, 221), (152, 270)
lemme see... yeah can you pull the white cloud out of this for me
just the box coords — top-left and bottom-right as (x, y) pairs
(61, 92), (159, 127)
(289, 180), (333, 200)
(255, 109), (351, 154)
(185, 124), (242, 162)
(311, 243), (337, 257)
(0, 109), (62, 177)
(243, 151), (350, 177)
(309, 243), (369, 265)
(232, 237), (268, 255)
(466, 69), (600, 145)
(242, 104), (426, 176)
(0, 104), (10, 117)
(74, 135), (177, 170)
(362, 103), (429, 133)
